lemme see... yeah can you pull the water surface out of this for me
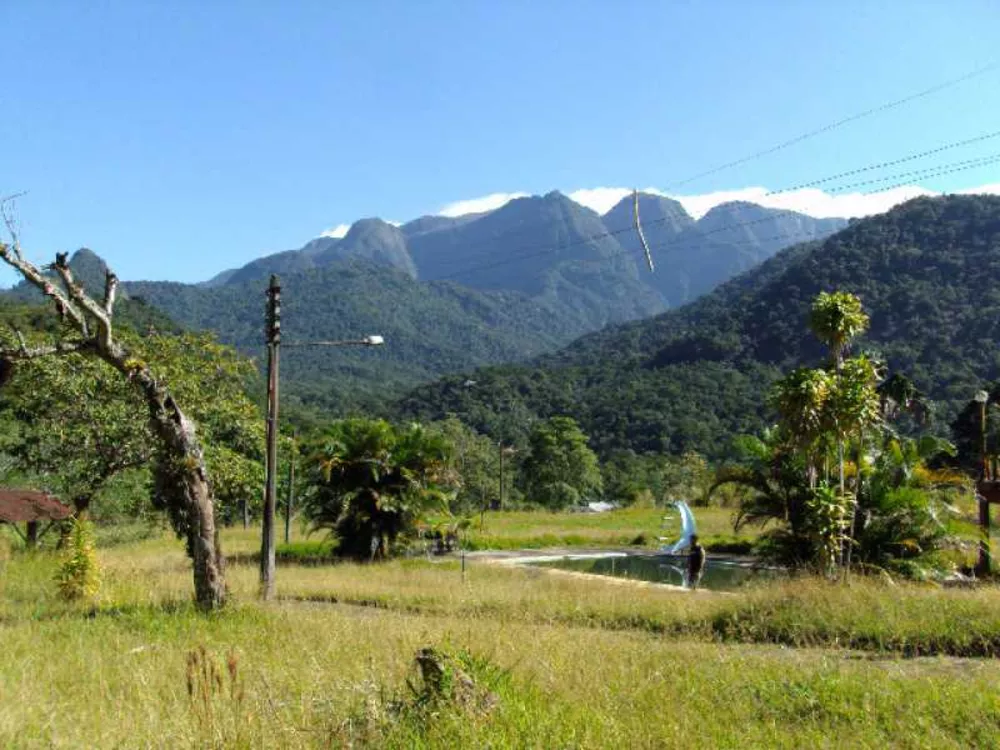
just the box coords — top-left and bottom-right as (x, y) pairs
(532, 554), (780, 591)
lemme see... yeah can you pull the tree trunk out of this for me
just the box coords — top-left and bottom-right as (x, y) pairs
(73, 495), (92, 519)
(0, 247), (226, 609)
(103, 348), (227, 610)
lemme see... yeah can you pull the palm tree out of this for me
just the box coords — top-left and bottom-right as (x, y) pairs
(808, 293), (881, 569)
(851, 434), (963, 570)
(878, 373), (930, 426)
(828, 354), (883, 569)
(302, 419), (456, 560)
(709, 431), (818, 566)
(808, 291), (870, 371)
(808, 292), (870, 494)
(769, 367), (834, 488)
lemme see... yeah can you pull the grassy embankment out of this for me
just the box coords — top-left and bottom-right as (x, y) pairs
(2, 521), (1000, 748)
(458, 506), (754, 551)
(274, 506), (759, 562)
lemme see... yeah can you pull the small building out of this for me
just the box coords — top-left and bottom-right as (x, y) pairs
(0, 489), (73, 547)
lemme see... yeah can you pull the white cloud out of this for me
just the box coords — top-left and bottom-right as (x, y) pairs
(567, 186), (678, 214)
(567, 187), (633, 214)
(437, 192), (528, 218)
(320, 223), (350, 238)
(563, 182), (1000, 220)
(323, 180), (1000, 241)
(959, 183), (1000, 196)
(671, 185), (938, 220)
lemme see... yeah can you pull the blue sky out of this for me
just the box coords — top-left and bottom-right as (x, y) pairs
(1, 1), (999, 286)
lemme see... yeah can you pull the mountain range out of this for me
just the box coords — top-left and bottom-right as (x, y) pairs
(3, 191), (845, 414)
(205, 191), (844, 311)
(398, 194), (1000, 459)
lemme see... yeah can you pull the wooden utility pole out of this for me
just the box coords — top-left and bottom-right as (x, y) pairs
(284, 432), (296, 545)
(498, 441), (505, 512)
(261, 274), (281, 600)
(976, 394), (992, 576)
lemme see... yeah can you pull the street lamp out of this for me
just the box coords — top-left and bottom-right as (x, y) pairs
(260, 274), (384, 600)
(283, 334), (384, 348)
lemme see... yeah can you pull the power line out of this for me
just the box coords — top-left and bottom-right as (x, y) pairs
(766, 129), (1000, 196)
(607, 155), (1000, 268)
(415, 71), (997, 283)
(454, 154), (1000, 282)
(537, 154), (1000, 288)
(408, 66), (997, 281)
(628, 154), (1000, 259)
(664, 62), (998, 190)
(434, 139), (1000, 282)
(300, 66), (997, 289)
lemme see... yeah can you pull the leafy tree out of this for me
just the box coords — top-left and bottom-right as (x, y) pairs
(302, 419), (456, 559)
(0, 232), (227, 609)
(131, 331), (265, 529)
(770, 367), (834, 487)
(603, 450), (711, 506)
(0, 330), (265, 528)
(808, 291), (870, 369)
(521, 416), (602, 509)
(428, 417), (502, 517)
(878, 373), (930, 426)
(852, 434), (963, 570)
(402, 195), (1000, 463)
(710, 430), (817, 565)
(715, 293), (944, 574)
(2, 354), (150, 516)
(808, 292), (874, 499)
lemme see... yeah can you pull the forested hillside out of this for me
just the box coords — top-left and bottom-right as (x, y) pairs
(208, 190), (843, 324)
(398, 195), (1000, 458)
(2, 192), (844, 413)
(127, 260), (590, 414)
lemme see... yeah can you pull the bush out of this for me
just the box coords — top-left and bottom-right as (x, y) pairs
(532, 482), (580, 510)
(302, 419), (455, 560)
(55, 518), (100, 601)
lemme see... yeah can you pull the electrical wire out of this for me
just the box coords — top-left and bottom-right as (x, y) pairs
(433, 144), (1000, 282)
(664, 62), (998, 190)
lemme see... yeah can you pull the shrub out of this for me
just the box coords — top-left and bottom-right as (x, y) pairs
(302, 419), (456, 560)
(55, 518), (100, 600)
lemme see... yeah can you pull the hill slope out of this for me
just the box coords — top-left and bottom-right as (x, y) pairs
(126, 260), (590, 413)
(2, 192), (845, 415)
(398, 195), (1000, 458)
(207, 191), (843, 334)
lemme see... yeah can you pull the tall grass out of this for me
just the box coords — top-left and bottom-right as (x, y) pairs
(452, 506), (757, 551)
(2, 528), (1000, 747)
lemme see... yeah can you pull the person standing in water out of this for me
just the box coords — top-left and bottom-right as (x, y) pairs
(686, 534), (706, 590)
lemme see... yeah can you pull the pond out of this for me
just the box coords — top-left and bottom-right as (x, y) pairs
(530, 553), (782, 591)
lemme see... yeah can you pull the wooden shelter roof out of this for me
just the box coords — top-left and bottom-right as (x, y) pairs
(0, 489), (72, 523)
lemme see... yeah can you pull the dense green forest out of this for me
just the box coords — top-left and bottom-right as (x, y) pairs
(8, 193), (835, 416)
(399, 195), (1000, 459)
(126, 260), (595, 415)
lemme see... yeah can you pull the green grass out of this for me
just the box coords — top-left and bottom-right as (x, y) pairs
(453, 506), (757, 552)
(2, 526), (1000, 747)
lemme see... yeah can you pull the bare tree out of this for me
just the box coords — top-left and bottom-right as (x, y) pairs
(0, 197), (226, 609)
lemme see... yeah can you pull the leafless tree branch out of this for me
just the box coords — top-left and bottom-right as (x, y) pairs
(0, 336), (89, 360)
(0, 193), (26, 262)
(52, 258), (114, 348)
(104, 270), (119, 316)
(0, 193), (227, 608)
(0, 242), (90, 334)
